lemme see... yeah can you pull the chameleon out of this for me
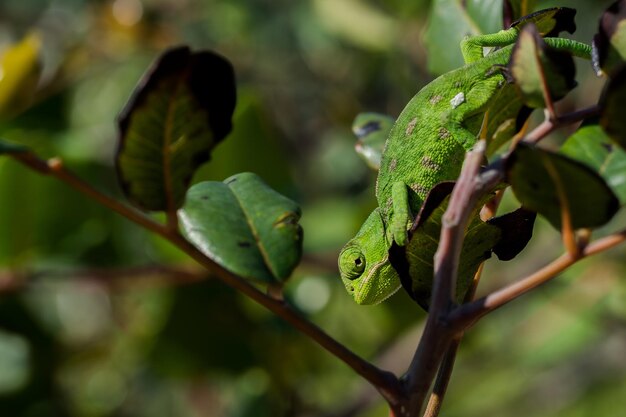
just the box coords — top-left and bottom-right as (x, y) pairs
(338, 8), (592, 305)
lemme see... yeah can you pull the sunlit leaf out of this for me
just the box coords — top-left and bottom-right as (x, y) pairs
(600, 66), (626, 151)
(508, 24), (577, 108)
(592, 0), (626, 77)
(482, 85), (530, 156)
(561, 123), (626, 204)
(0, 34), (41, 119)
(352, 112), (394, 171)
(179, 172), (303, 284)
(116, 46), (236, 212)
(506, 143), (619, 230)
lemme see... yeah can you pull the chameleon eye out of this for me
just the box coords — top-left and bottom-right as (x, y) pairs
(339, 247), (366, 280)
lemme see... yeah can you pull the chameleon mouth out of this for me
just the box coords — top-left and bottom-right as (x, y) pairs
(352, 255), (399, 305)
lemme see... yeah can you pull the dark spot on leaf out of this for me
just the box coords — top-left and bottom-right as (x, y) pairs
(238, 241), (251, 248)
(601, 142), (614, 152)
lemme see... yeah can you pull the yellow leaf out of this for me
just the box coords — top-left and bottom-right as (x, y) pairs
(0, 33), (42, 119)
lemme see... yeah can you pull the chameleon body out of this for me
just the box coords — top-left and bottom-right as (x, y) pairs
(338, 28), (591, 305)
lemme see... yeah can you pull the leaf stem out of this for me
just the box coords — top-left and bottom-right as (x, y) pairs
(10, 151), (404, 409)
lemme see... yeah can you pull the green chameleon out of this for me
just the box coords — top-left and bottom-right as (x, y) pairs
(338, 9), (592, 305)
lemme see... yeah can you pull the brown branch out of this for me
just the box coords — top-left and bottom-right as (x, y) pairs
(422, 261), (485, 417)
(403, 140), (503, 415)
(422, 337), (461, 417)
(522, 105), (600, 145)
(449, 228), (626, 330)
(9, 151), (404, 410)
(15, 154), (169, 239)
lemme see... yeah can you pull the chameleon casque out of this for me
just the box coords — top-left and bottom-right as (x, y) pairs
(338, 8), (592, 305)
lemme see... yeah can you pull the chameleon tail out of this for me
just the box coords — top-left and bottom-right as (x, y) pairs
(543, 37), (592, 60)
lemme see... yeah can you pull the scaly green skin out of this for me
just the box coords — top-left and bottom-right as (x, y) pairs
(339, 33), (591, 305)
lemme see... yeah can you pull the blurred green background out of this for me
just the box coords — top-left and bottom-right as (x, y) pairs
(0, 0), (625, 416)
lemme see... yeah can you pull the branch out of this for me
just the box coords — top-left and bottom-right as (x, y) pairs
(522, 105), (600, 145)
(449, 228), (626, 329)
(422, 337), (461, 417)
(13, 153), (169, 239)
(9, 151), (404, 409)
(403, 140), (503, 415)
(422, 261), (485, 417)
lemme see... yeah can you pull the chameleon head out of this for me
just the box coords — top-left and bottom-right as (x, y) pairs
(338, 209), (401, 304)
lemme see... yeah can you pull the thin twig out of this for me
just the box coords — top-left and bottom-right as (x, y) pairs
(522, 105), (600, 145)
(423, 261), (486, 417)
(20, 154), (169, 239)
(449, 228), (626, 329)
(422, 337), (461, 417)
(9, 151), (404, 410)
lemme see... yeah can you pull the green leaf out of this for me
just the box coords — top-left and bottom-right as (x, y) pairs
(389, 183), (501, 310)
(592, 0), (626, 77)
(482, 85), (530, 156)
(352, 112), (394, 171)
(508, 23), (577, 108)
(600, 66), (626, 151)
(179, 172), (303, 284)
(0, 34), (41, 119)
(424, 0), (502, 74)
(509, 7), (576, 37)
(116, 46), (236, 212)
(561, 123), (626, 204)
(506, 143), (619, 230)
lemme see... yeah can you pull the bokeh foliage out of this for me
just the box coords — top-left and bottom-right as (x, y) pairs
(0, 1), (624, 416)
